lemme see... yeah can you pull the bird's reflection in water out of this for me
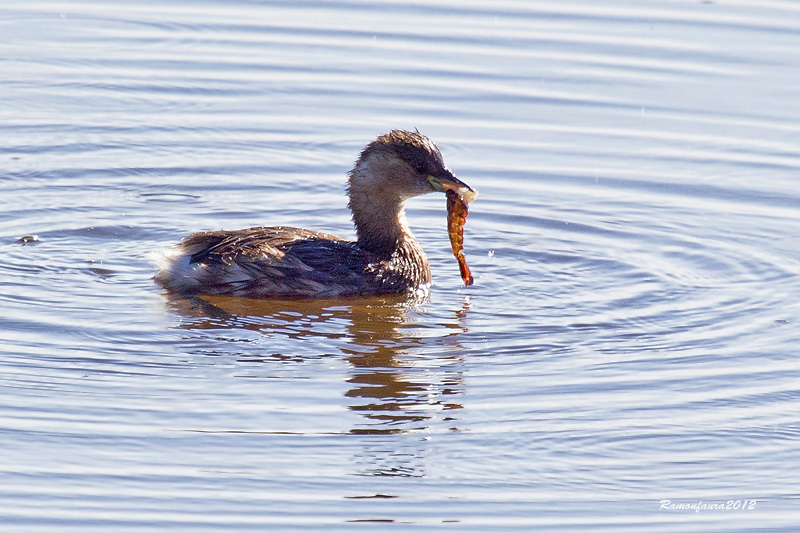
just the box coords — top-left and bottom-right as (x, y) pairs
(165, 293), (469, 476)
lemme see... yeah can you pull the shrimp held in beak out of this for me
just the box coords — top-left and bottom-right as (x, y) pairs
(445, 188), (474, 286)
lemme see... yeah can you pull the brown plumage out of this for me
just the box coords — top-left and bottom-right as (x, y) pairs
(154, 130), (476, 298)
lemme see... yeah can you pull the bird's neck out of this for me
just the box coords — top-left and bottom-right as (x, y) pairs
(348, 161), (417, 256)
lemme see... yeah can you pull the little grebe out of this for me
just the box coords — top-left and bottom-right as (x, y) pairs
(154, 130), (476, 298)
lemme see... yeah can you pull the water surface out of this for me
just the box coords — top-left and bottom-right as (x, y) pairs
(2, 1), (799, 530)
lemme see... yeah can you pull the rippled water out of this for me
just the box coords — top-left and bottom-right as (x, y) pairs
(2, 1), (800, 530)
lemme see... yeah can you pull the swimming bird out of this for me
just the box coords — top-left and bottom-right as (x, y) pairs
(154, 130), (476, 298)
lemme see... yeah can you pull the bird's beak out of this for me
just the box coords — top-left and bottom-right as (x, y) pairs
(428, 172), (478, 203)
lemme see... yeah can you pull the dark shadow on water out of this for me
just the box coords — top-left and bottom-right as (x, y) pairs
(163, 292), (469, 477)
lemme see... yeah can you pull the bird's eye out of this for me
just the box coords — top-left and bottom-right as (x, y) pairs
(412, 160), (427, 174)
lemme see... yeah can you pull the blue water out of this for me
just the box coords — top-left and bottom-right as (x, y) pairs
(2, 1), (799, 530)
